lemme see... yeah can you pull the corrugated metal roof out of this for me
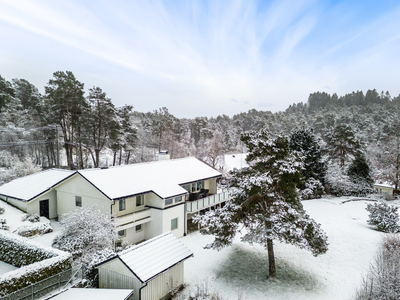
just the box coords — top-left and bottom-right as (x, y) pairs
(117, 232), (193, 282)
(0, 169), (76, 201)
(79, 157), (221, 200)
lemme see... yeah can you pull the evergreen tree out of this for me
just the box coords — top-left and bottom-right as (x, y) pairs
(44, 71), (87, 169)
(347, 152), (373, 185)
(325, 124), (361, 168)
(194, 129), (328, 278)
(289, 128), (326, 186)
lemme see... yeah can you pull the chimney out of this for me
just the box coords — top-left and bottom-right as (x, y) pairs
(158, 150), (170, 161)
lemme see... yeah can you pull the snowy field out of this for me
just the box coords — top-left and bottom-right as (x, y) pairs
(0, 197), (385, 299)
(183, 197), (383, 300)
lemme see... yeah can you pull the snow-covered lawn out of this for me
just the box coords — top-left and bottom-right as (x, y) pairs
(183, 197), (383, 300)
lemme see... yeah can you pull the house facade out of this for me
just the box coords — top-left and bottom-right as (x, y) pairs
(0, 157), (227, 244)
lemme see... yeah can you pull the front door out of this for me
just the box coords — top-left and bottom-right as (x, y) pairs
(39, 199), (49, 219)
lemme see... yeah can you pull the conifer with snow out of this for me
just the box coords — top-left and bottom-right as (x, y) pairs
(366, 202), (400, 233)
(194, 129), (328, 278)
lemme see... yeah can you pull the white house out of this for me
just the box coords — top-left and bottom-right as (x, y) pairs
(0, 157), (228, 244)
(373, 182), (395, 195)
(96, 232), (193, 300)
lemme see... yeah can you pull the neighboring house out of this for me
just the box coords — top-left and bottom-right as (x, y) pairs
(373, 183), (395, 195)
(96, 232), (193, 300)
(0, 157), (228, 244)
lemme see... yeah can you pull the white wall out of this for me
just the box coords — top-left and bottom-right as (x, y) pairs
(0, 195), (27, 212)
(56, 174), (111, 218)
(162, 204), (185, 238)
(26, 190), (58, 219)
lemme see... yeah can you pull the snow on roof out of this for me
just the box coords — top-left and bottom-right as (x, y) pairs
(0, 169), (75, 201)
(373, 182), (395, 189)
(104, 232), (193, 283)
(79, 157), (221, 200)
(51, 288), (134, 300)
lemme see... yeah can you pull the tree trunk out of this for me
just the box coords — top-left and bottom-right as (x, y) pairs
(267, 238), (276, 278)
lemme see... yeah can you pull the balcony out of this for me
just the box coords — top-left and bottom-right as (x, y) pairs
(186, 190), (231, 213)
(115, 208), (152, 229)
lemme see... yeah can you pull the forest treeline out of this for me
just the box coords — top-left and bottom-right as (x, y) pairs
(1, 71), (399, 190)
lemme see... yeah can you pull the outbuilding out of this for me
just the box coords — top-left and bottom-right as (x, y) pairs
(96, 232), (193, 300)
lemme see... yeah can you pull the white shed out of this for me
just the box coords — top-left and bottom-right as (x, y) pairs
(96, 232), (193, 300)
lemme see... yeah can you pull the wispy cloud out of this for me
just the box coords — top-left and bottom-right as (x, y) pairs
(0, 0), (400, 117)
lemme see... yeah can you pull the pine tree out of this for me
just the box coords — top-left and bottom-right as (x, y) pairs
(366, 202), (400, 233)
(195, 129), (328, 278)
(347, 152), (373, 185)
(325, 124), (361, 168)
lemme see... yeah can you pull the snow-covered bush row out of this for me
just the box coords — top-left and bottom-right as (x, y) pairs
(15, 222), (53, 237)
(0, 231), (72, 297)
(366, 202), (400, 233)
(21, 213), (40, 223)
(354, 235), (400, 299)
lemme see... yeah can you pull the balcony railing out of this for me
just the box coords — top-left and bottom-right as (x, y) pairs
(115, 208), (151, 227)
(186, 190), (231, 213)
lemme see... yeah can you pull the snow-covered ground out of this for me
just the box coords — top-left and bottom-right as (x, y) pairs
(183, 197), (383, 300)
(0, 197), (385, 299)
(0, 261), (18, 275)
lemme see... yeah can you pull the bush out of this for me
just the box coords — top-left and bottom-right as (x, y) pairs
(0, 207), (5, 214)
(15, 222), (53, 237)
(0, 231), (72, 297)
(354, 235), (400, 299)
(21, 213), (40, 223)
(366, 202), (400, 233)
(0, 219), (9, 231)
(301, 177), (324, 200)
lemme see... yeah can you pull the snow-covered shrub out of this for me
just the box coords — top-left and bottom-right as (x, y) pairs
(0, 231), (72, 297)
(301, 177), (324, 200)
(15, 222), (53, 237)
(325, 164), (374, 196)
(0, 219), (9, 231)
(0, 206), (5, 214)
(354, 235), (400, 300)
(21, 213), (40, 223)
(52, 206), (115, 260)
(84, 249), (115, 287)
(366, 202), (400, 233)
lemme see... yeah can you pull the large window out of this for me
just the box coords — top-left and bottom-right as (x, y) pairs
(165, 198), (173, 205)
(75, 196), (82, 207)
(171, 218), (178, 231)
(119, 199), (126, 211)
(136, 195), (144, 207)
(174, 196), (182, 203)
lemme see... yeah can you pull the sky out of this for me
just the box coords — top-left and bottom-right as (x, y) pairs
(1, 0), (400, 118)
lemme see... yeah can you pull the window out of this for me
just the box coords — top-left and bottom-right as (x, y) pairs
(171, 218), (178, 231)
(118, 230), (126, 237)
(119, 199), (126, 211)
(174, 196), (182, 203)
(135, 224), (143, 232)
(183, 184), (191, 192)
(136, 195), (144, 207)
(165, 198), (173, 205)
(197, 181), (204, 190)
(75, 196), (82, 207)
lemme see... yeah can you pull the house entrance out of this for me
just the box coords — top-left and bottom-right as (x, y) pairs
(39, 199), (49, 219)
